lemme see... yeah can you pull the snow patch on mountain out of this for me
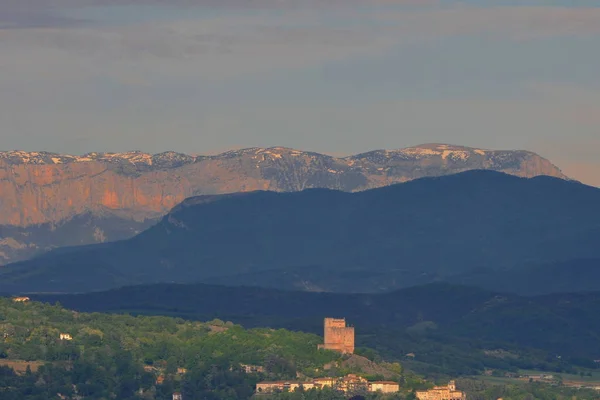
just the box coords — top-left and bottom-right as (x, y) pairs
(0, 144), (557, 179)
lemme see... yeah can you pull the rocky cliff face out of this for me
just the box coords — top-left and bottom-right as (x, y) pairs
(0, 144), (567, 227)
(0, 212), (156, 265)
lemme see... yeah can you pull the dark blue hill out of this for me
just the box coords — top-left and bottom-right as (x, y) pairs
(1, 170), (599, 294)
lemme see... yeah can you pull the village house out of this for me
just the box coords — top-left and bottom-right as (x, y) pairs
(172, 392), (183, 400)
(520, 374), (554, 382)
(416, 380), (466, 400)
(256, 381), (314, 393)
(240, 364), (265, 373)
(312, 377), (336, 387)
(337, 374), (368, 392)
(59, 333), (73, 341)
(369, 381), (400, 393)
(256, 374), (400, 394)
(12, 296), (30, 302)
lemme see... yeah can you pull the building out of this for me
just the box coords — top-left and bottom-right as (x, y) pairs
(256, 375), (399, 394)
(59, 333), (73, 341)
(256, 381), (315, 393)
(370, 381), (400, 393)
(313, 377), (336, 388)
(12, 297), (30, 302)
(173, 392), (183, 400)
(317, 318), (355, 354)
(521, 374), (554, 382)
(338, 374), (368, 392)
(240, 364), (265, 373)
(416, 381), (466, 400)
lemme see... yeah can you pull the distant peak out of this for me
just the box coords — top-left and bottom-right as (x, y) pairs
(0, 150), (195, 167)
(0, 144), (554, 175)
(398, 143), (490, 153)
(348, 143), (539, 160)
(409, 143), (474, 150)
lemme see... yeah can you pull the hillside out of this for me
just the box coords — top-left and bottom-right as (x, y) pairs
(449, 258), (600, 295)
(26, 283), (600, 373)
(0, 297), (338, 372)
(0, 297), (407, 399)
(1, 170), (598, 294)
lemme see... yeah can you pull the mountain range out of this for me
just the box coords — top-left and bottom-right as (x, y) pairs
(2, 170), (598, 295)
(0, 144), (567, 264)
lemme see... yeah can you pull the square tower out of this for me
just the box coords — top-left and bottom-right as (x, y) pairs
(318, 317), (354, 354)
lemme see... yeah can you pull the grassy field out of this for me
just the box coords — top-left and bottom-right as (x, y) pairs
(0, 359), (44, 374)
(520, 369), (600, 384)
(476, 375), (523, 385)
(476, 369), (600, 390)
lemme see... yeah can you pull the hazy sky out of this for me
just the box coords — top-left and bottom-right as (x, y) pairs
(1, 0), (599, 186)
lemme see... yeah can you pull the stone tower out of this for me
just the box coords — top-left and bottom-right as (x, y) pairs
(318, 317), (354, 354)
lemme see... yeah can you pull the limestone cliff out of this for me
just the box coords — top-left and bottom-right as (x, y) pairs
(0, 212), (155, 265)
(0, 144), (567, 228)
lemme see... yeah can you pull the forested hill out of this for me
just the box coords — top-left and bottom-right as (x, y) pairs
(26, 283), (600, 377)
(31, 282), (600, 354)
(1, 297), (427, 399)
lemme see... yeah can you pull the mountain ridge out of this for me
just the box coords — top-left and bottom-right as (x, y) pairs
(0, 143), (566, 227)
(0, 144), (552, 166)
(2, 170), (598, 295)
(0, 143), (569, 265)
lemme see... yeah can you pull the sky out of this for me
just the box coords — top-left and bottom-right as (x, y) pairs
(1, 0), (599, 186)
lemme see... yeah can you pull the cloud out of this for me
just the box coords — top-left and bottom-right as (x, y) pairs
(0, 0), (440, 30)
(0, 10), (395, 87)
(2, 2), (599, 100)
(3, 2), (599, 88)
(372, 6), (600, 40)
